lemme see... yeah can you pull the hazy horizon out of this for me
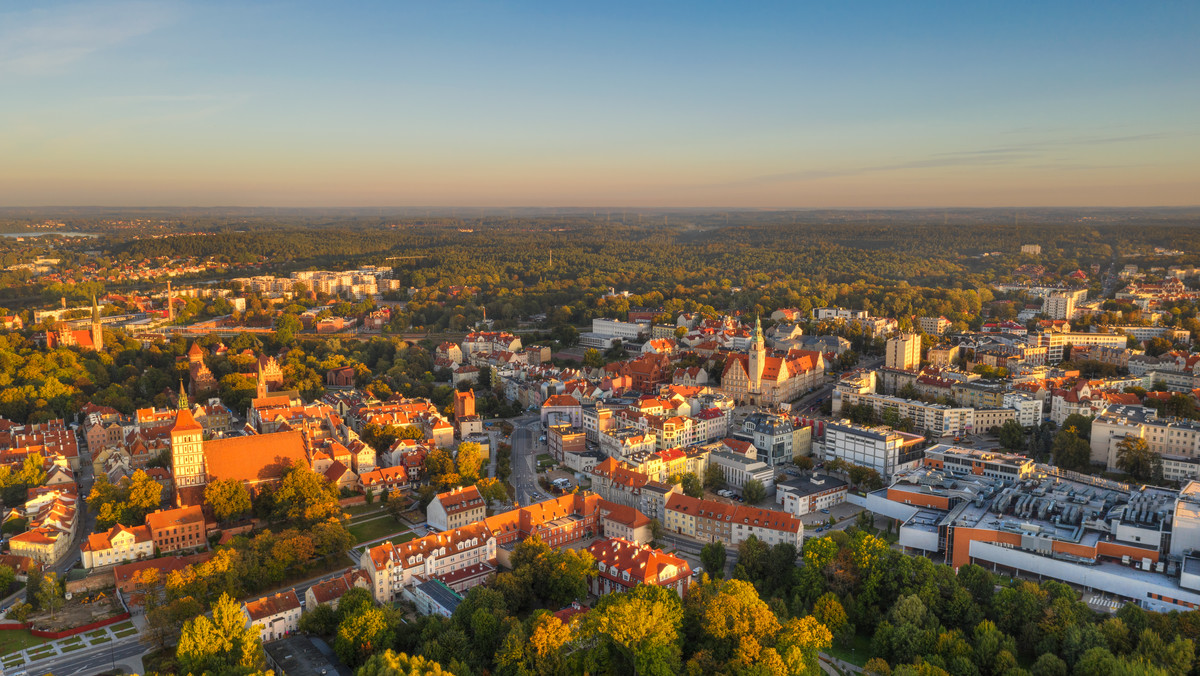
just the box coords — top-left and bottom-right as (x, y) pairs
(2, 1), (1197, 208)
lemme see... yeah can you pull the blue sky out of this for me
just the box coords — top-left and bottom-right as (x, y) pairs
(1, 1), (1197, 207)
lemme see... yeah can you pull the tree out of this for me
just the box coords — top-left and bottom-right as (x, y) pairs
(703, 464), (725, 490)
(0, 564), (15, 594)
(1060, 413), (1093, 440)
(299, 604), (339, 637)
(204, 478), (252, 523)
(812, 592), (849, 640)
(528, 610), (571, 675)
(335, 607), (395, 667)
(681, 473), (704, 498)
(776, 615), (833, 675)
(742, 478), (766, 504)
(687, 578), (781, 667)
(998, 419), (1025, 450)
(1115, 436), (1157, 482)
(275, 313), (302, 344)
(271, 462), (342, 526)
(176, 593), (265, 675)
(583, 348), (604, 368)
(359, 650), (450, 676)
(36, 572), (64, 620)
(581, 584), (683, 676)
(455, 442), (483, 483)
(700, 541), (726, 580)
(1052, 427), (1092, 472)
(475, 477), (508, 503)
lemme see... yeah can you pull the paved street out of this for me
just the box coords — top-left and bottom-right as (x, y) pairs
(509, 416), (541, 506)
(28, 634), (148, 676)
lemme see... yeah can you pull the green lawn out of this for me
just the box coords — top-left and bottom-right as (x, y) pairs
(387, 532), (418, 545)
(114, 628), (139, 638)
(109, 621), (135, 632)
(348, 518), (410, 543)
(824, 634), (872, 667)
(345, 503), (386, 517)
(90, 635), (112, 644)
(62, 643), (85, 652)
(0, 628), (51, 656)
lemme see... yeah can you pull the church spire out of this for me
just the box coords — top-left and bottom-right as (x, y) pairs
(178, 380), (189, 410)
(90, 295), (103, 352)
(255, 359), (268, 400)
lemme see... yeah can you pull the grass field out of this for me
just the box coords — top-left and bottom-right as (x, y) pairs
(824, 635), (871, 667)
(348, 517), (410, 543)
(387, 532), (418, 545)
(0, 628), (50, 656)
(345, 503), (387, 518)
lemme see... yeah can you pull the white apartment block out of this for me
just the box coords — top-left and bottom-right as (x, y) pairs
(919, 316), (951, 335)
(1091, 407), (1200, 481)
(837, 391), (974, 437)
(1002, 391), (1044, 427)
(886, 334), (921, 370)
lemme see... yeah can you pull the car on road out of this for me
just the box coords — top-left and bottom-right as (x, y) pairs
(692, 566), (703, 578)
(785, 468), (801, 477)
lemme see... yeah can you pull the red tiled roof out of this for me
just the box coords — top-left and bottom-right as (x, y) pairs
(436, 486), (484, 514)
(244, 590), (300, 620)
(170, 408), (203, 433)
(203, 430), (307, 484)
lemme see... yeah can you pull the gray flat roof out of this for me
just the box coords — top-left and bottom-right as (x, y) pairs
(416, 579), (463, 614)
(779, 474), (847, 497)
(264, 635), (342, 676)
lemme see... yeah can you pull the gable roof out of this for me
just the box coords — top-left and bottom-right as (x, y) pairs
(203, 430), (308, 485)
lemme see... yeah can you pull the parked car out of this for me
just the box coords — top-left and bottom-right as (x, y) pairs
(820, 508), (830, 514)
(691, 566), (703, 578)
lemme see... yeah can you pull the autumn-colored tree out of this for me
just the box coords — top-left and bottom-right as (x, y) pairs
(580, 584), (683, 676)
(335, 607), (394, 667)
(456, 442), (483, 483)
(358, 650), (450, 676)
(205, 478), (252, 523)
(270, 461), (341, 526)
(176, 593), (265, 675)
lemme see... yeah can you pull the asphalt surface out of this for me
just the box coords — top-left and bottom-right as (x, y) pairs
(509, 416), (541, 506)
(26, 633), (146, 676)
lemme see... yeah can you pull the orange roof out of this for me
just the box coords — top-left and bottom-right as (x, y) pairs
(170, 408), (203, 434)
(82, 524), (151, 552)
(588, 537), (689, 586)
(543, 394), (581, 408)
(244, 590), (300, 620)
(203, 430), (307, 485)
(308, 577), (350, 604)
(145, 505), (206, 532)
(436, 486), (485, 514)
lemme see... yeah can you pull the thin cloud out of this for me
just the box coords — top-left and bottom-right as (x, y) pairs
(0, 0), (181, 76)
(732, 132), (1182, 187)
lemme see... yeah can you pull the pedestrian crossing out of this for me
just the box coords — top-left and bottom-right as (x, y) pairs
(1088, 595), (1122, 611)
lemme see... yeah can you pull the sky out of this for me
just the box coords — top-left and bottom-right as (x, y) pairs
(0, 1), (1197, 208)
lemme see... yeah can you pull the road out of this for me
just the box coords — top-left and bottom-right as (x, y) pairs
(26, 633), (146, 676)
(509, 416), (541, 506)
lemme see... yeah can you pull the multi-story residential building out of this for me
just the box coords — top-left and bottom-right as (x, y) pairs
(305, 570), (371, 610)
(81, 524), (154, 569)
(951, 380), (1007, 409)
(587, 538), (691, 597)
(813, 307), (868, 321)
(775, 475), (847, 516)
(1044, 291), (1079, 320)
(1003, 391), (1045, 427)
(427, 486), (487, 532)
(709, 451), (776, 494)
(919, 316), (951, 335)
(922, 444), (1036, 481)
(243, 590), (302, 642)
(886, 334), (921, 370)
(146, 506), (207, 554)
(1144, 369), (1200, 393)
(1027, 331), (1126, 364)
(835, 391), (974, 438)
(1091, 407), (1200, 481)
(461, 331), (522, 356)
(734, 412), (795, 467)
(598, 427), (657, 459)
(1021, 244), (1041, 255)
(590, 458), (650, 509)
(547, 424), (587, 463)
(541, 394), (583, 427)
(973, 408), (1018, 431)
(927, 345), (962, 368)
(664, 494), (803, 547)
(583, 404), (619, 443)
(598, 503), (653, 544)
(360, 523), (496, 603)
(822, 421), (926, 479)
